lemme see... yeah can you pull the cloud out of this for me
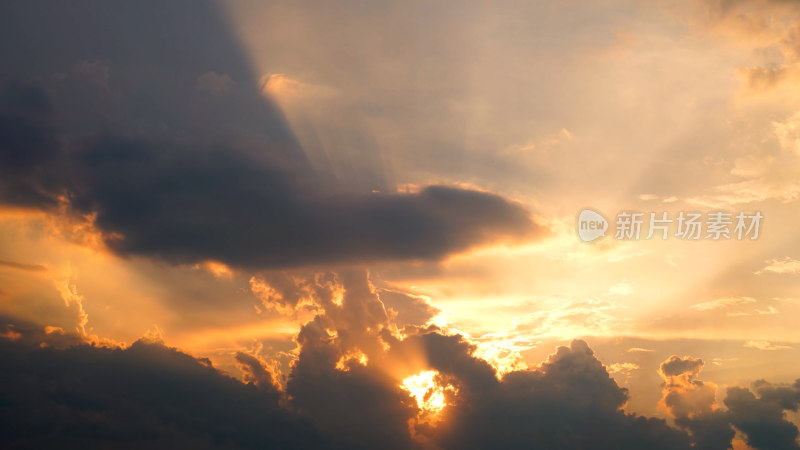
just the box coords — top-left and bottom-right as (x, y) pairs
(234, 351), (282, 394)
(287, 317), (419, 450)
(607, 362), (640, 377)
(195, 71), (235, 94)
(428, 339), (692, 449)
(0, 259), (46, 272)
(0, 1), (540, 270)
(0, 80), (61, 208)
(756, 257), (800, 275)
(692, 0), (800, 95)
(6, 297), (800, 450)
(658, 356), (717, 416)
(690, 297), (757, 311)
(0, 322), (332, 449)
(0, 81), (537, 270)
(725, 380), (800, 450)
(509, 297), (622, 339)
(744, 340), (792, 351)
(223, 276), (702, 450)
(627, 347), (654, 353)
(378, 289), (440, 328)
(658, 352), (800, 450)
(774, 112), (800, 155)
(6, 270), (695, 450)
(608, 281), (634, 296)
(658, 355), (734, 450)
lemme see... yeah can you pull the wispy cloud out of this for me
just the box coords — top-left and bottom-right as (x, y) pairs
(756, 257), (800, 275)
(744, 340), (792, 351)
(0, 259), (46, 272)
(690, 297), (756, 311)
(626, 347), (654, 353)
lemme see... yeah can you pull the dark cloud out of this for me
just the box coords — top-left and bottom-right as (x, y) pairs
(0, 0), (538, 270)
(424, 339), (692, 450)
(8, 301), (800, 450)
(658, 354), (800, 450)
(277, 270), (697, 449)
(725, 380), (800, 450)
(234, 352), (282, 395)
(405, 330), (500, 394)
(0, 80), (62, 207)
(66, 137), (535, 268)
(237, 272), (700, 450)
(0, 321), (332, 450)
(287, 316), (420, 450)
(660, 355), (705, 378)
(674, 412), (736, 450)
(286, 318), (695, 449)
(273, 271), (419, 449)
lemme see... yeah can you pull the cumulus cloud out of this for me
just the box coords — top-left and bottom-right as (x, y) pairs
(0, 321), (331, 449)
(287, 317), (419, 450)
(6, 283), (800, 450)
(658, 353), (800, 450)
(658, 355), (734, 450)
(5, 308), (697, 450)
(426, 339), (691, 449)
(725, 380), (800, 450)
(659, 359), (716, 420)
(2, 273), (700, 450)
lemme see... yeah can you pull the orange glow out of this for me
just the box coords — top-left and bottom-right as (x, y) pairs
(335, 350), (369, 371)
(401, 370), (452, 419)
(0, 329), (21, 341)
(172, 320), (299, 351)
(200, 261), (233, 279)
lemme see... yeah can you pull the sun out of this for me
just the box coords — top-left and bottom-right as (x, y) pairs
(401, 370), (452, 416)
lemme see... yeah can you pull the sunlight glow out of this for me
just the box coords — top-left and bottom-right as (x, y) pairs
(401, 370), (450, 415)
(335, 351), (369, 371)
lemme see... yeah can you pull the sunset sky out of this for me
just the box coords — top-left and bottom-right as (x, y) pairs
(2, 1), (800, 449)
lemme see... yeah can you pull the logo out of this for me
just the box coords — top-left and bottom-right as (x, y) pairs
(575, 208), (762, 242)
(577, 209), (608, 242)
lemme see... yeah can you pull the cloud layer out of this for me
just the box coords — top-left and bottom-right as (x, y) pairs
(4, 277), (800, 450)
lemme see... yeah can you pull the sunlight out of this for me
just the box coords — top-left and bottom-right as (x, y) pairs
(401, 370), (449, 415)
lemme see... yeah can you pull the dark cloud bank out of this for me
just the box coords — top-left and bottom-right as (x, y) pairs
(4, 312), (800, 450)
(0, 0), (537, 269)
(4, 270), (800, 450)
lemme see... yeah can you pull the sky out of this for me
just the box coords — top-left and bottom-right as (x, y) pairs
(2, 0), (800, 448)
